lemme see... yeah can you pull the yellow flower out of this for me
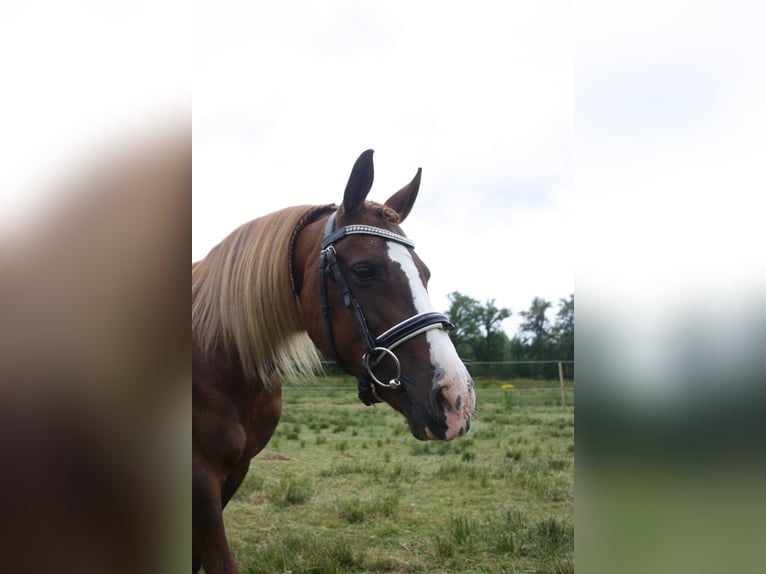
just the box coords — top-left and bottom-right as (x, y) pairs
(501, 384), (515, 390)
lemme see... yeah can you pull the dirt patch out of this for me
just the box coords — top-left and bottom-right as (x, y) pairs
(260, 452), (293, 461)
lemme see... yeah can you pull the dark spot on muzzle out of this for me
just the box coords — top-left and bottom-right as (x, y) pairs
(455, 395), (462, 411)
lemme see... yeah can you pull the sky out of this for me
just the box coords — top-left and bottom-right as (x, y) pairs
(3, 1), (762, 352)
(193, 1), (574, 337)
(0, 1), (573, 339)
(576, 0), (766, 395)
(0, 2), (189, 198)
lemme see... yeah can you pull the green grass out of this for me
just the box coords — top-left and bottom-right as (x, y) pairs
(224, 380), (574, 573)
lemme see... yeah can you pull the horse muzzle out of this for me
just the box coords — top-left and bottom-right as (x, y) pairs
(427, 373), (476, 441)
(400, 370), (475, 441)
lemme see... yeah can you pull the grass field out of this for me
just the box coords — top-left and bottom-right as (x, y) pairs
(224, 378), (574, 574)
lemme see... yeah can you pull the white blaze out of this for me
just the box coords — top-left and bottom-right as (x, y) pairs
(387, 242), (475, 439)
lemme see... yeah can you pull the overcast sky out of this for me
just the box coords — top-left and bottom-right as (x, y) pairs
(193, 1), (574, 336)
(3, 1), (762, 351)
(0, 2), (572, 340)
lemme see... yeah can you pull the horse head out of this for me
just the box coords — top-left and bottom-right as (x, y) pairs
(294, 150), (475, 440)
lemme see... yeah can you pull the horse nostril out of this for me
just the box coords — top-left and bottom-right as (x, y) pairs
(432, 382), (466, 414)
(431, 383), (455, 412)
(430, 384), (444, 410)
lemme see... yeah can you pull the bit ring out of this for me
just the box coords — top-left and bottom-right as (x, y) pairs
(363, 347), (402, 389)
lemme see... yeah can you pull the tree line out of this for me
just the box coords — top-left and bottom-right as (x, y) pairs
(445, 291), (574, 379)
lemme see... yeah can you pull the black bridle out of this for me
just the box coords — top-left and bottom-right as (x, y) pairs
(318, 211), (454, 405)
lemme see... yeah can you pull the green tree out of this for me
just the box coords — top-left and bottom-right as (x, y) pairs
(517, 297), (553, 357)
(552, 294), (574, 362)
(475, 299), (511, 361)
(446, 291), (511, 361)
(445, 292), (483, 359)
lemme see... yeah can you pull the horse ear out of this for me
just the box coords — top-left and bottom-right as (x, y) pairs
(384, 167), (421, 223)
(341, 149), (375, 216)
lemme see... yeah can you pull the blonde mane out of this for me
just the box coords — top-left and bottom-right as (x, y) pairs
(192, 205), (333, 384)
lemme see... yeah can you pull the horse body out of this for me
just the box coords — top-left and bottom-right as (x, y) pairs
(192, 150), (475, 573)
(192, 342), (282, 573)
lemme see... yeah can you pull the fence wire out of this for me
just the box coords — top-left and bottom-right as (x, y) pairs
(318, 360), (574, 381)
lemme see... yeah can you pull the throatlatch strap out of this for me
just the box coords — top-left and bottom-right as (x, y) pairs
(318, 249), (335, 359)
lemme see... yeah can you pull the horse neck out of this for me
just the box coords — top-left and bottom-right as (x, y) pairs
(193, 205), (332, 385)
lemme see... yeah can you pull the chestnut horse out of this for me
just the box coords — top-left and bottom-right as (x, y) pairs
(192, 150), (475, 573)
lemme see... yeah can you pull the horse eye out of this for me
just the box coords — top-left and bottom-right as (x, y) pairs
(351, 264), (376, 281)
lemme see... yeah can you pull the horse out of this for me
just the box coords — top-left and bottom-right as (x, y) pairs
(192, 149), (476, 573)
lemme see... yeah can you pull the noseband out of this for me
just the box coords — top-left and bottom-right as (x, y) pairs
(318, 211), (454, 405)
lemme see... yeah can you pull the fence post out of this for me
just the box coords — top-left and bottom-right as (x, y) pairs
(558, 361), (566, 408)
